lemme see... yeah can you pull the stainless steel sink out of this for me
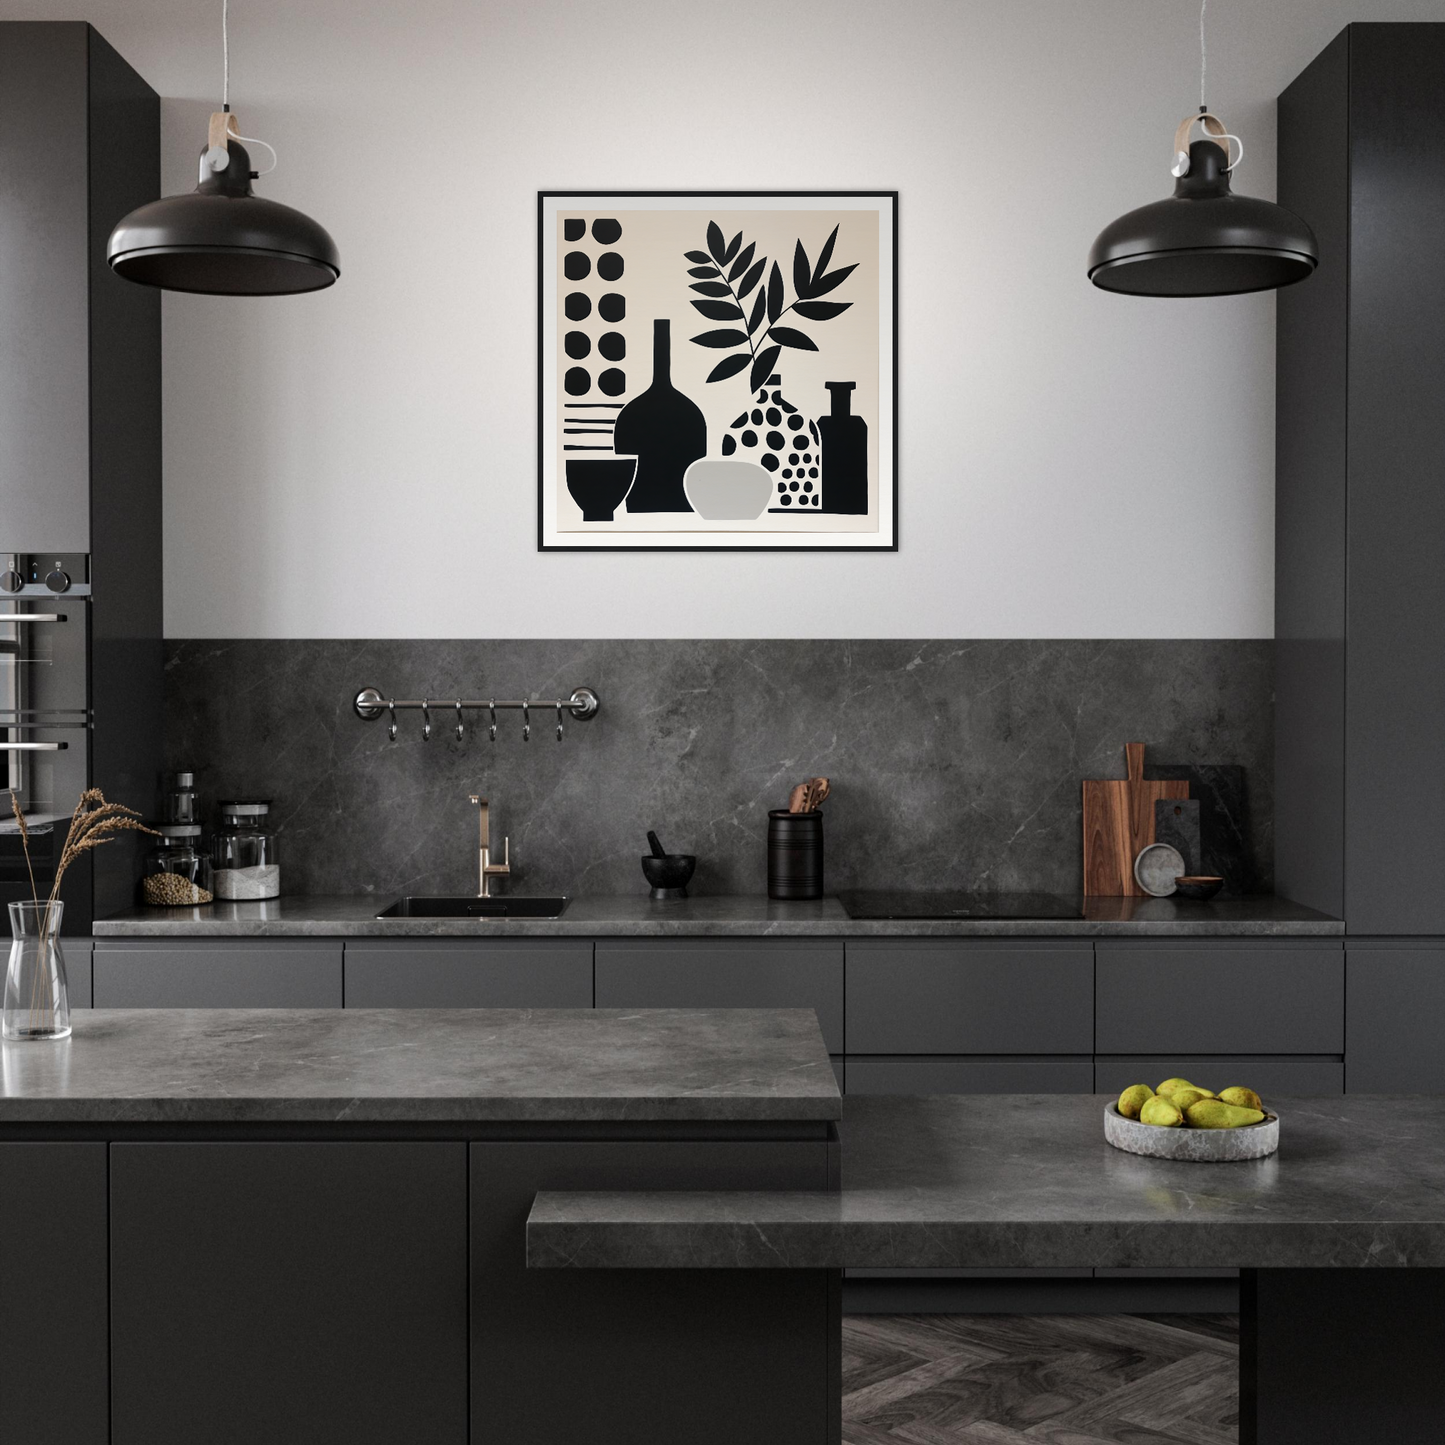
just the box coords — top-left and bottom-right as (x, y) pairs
(376, 896), (569, 919)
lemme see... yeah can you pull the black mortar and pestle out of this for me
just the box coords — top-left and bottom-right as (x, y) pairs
(642, 830), (696, 900)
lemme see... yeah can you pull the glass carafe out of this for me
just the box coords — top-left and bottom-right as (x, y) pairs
(4, 900), (71, 1041)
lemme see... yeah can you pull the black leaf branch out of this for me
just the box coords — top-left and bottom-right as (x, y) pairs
(685, 220), (857, 390)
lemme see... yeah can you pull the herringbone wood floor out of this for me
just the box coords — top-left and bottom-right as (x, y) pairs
(842, 1313), (1239, 1444)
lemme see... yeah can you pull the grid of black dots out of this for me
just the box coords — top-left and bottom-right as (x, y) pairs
(721, 382), (822, 506)
(561, 219), (626, 399)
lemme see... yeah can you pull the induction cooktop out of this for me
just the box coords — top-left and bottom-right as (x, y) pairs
(836, 891), (1085, 920)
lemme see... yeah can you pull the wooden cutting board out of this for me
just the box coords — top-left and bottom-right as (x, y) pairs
(1083, 743), (1189, 896)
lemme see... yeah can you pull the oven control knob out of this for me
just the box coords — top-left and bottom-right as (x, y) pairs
(0, 570), (21, 593)
(44, 569), (70, 594)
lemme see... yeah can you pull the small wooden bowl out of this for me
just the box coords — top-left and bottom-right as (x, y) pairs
(1173, 875), (1224, 901)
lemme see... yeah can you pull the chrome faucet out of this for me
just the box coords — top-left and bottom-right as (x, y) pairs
(468, 794), (511, 897)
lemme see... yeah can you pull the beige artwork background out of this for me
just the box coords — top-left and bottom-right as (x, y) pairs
(553, 207), (881, 533)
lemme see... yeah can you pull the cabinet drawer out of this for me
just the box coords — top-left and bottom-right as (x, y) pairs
(344, 940), (592, 1009)
(65, 940), (92, 1008)
(93, 941), (342, 1008)
(1346, 945), (1445, 1091)
(1095, 943), (1343, 1054)
(594, 941), (843, 1053)
(1094, 1056), (1344, 1096)
(846, 942), (1093, 1055)
(845, 1058), (1094, 1095)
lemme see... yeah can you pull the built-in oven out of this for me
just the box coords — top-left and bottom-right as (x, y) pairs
(0, 554), (93, 928)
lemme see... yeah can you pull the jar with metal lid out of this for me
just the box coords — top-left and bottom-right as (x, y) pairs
(160, 771), (200, 825)
(211, 800), (281, 900)
(141, 825), (215, 907)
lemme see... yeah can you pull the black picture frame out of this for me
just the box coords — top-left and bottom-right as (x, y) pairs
(537, 190), (898, 552)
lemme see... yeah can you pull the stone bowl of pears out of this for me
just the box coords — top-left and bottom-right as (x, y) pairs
(1105, 1077), (1279, 1162)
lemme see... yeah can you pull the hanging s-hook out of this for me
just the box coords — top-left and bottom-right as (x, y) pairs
(556, 703), (564, 743)
(522, 702), (530, 743)
(488, 701), (497, 743)
(387, 699), (397, 743)
(421, 700), (432, 742)
(455, 700), (465, 741)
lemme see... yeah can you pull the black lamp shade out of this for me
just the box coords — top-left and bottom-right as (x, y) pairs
(107, 141), (339, 296)
(1088, 140), (1317, 297)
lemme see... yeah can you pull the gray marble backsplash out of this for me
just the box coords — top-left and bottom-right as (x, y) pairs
(163, 640), (1273, 899)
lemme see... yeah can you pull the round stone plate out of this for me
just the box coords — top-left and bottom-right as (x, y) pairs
(1104, 1103), (1279, 1161)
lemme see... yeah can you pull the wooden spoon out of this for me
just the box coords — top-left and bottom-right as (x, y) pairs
(788, 783), (808, 813)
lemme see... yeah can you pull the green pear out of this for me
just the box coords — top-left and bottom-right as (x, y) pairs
(1185, 1099), (1266, 1129)
(1140, 1096), (1185, 1127)
(1218, 1086), (1264, 1112)
(1156, 1077), (1196, 1096)
(1117, 1084), (1154, 1119)
(1168, 1087), (1212, 1111)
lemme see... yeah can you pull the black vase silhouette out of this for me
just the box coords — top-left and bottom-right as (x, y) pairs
(818, 381), (868, 515)
(614, 320), (706, 512)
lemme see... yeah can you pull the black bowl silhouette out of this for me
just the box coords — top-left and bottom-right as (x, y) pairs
(567, 457), (637, 522)
(641, 853), (695, 899)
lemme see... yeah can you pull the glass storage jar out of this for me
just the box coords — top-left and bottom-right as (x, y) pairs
(212, 800), (281, 900)
(141, 825), (215, 906)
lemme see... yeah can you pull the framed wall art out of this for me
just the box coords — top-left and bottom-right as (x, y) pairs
(538, 191), (897, 551)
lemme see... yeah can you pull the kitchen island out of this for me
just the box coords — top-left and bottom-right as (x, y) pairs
(532, 1092), (1445, 1444)
(0, 1007), (841, 1445)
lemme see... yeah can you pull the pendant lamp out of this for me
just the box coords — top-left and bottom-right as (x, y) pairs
(107, 2), (338, 296)
(1087, 2), (1316, 297)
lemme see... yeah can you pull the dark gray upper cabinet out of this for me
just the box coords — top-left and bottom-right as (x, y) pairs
(1277, 24), (1445, 934)
(0, 23), (158, 552)
(344, 939), (592, 1008)
(846, 941), (1093, 1056)
(594, 940), (844, 1053)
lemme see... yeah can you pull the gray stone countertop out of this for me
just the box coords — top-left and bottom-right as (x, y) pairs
(0, 1008), (840, 1124)
(528, 1093), (1445, 1270)
(91, 893), (1343, 938)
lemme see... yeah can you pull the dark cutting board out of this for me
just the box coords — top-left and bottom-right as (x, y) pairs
(1145, 763), (1258, 896)
(1154, 797), (1202, 876)
(1082, 743), (1189, 896)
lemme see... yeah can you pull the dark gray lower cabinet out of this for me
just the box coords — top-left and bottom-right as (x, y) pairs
(66, 939), (92, 1007)
(1094, 1056), (1344, 1096)
(110, 1142), (468, 1445)
(1346, 943), (1445, 1090)
(471, 1139), (835, 1445)
(1095, 942), (1343, 1055)
(344, 938), (592, 1007)
(0, 1143), (109, 1445)
(595, 939), (844, 1054)
(846, 941), (1093, 1055)
(846, 1057), (1094, 1094)
(93, 939), (343, 1007)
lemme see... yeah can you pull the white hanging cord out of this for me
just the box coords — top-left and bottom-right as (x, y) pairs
(1199, 0), (1207, 110)
(213, 0), (279, 176)
(231, 129), (278, 174)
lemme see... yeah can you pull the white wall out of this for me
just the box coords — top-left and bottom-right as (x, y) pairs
(6, 0), (1443, 638)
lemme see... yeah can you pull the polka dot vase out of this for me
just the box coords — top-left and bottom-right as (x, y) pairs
(719, 374), (822, 510)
